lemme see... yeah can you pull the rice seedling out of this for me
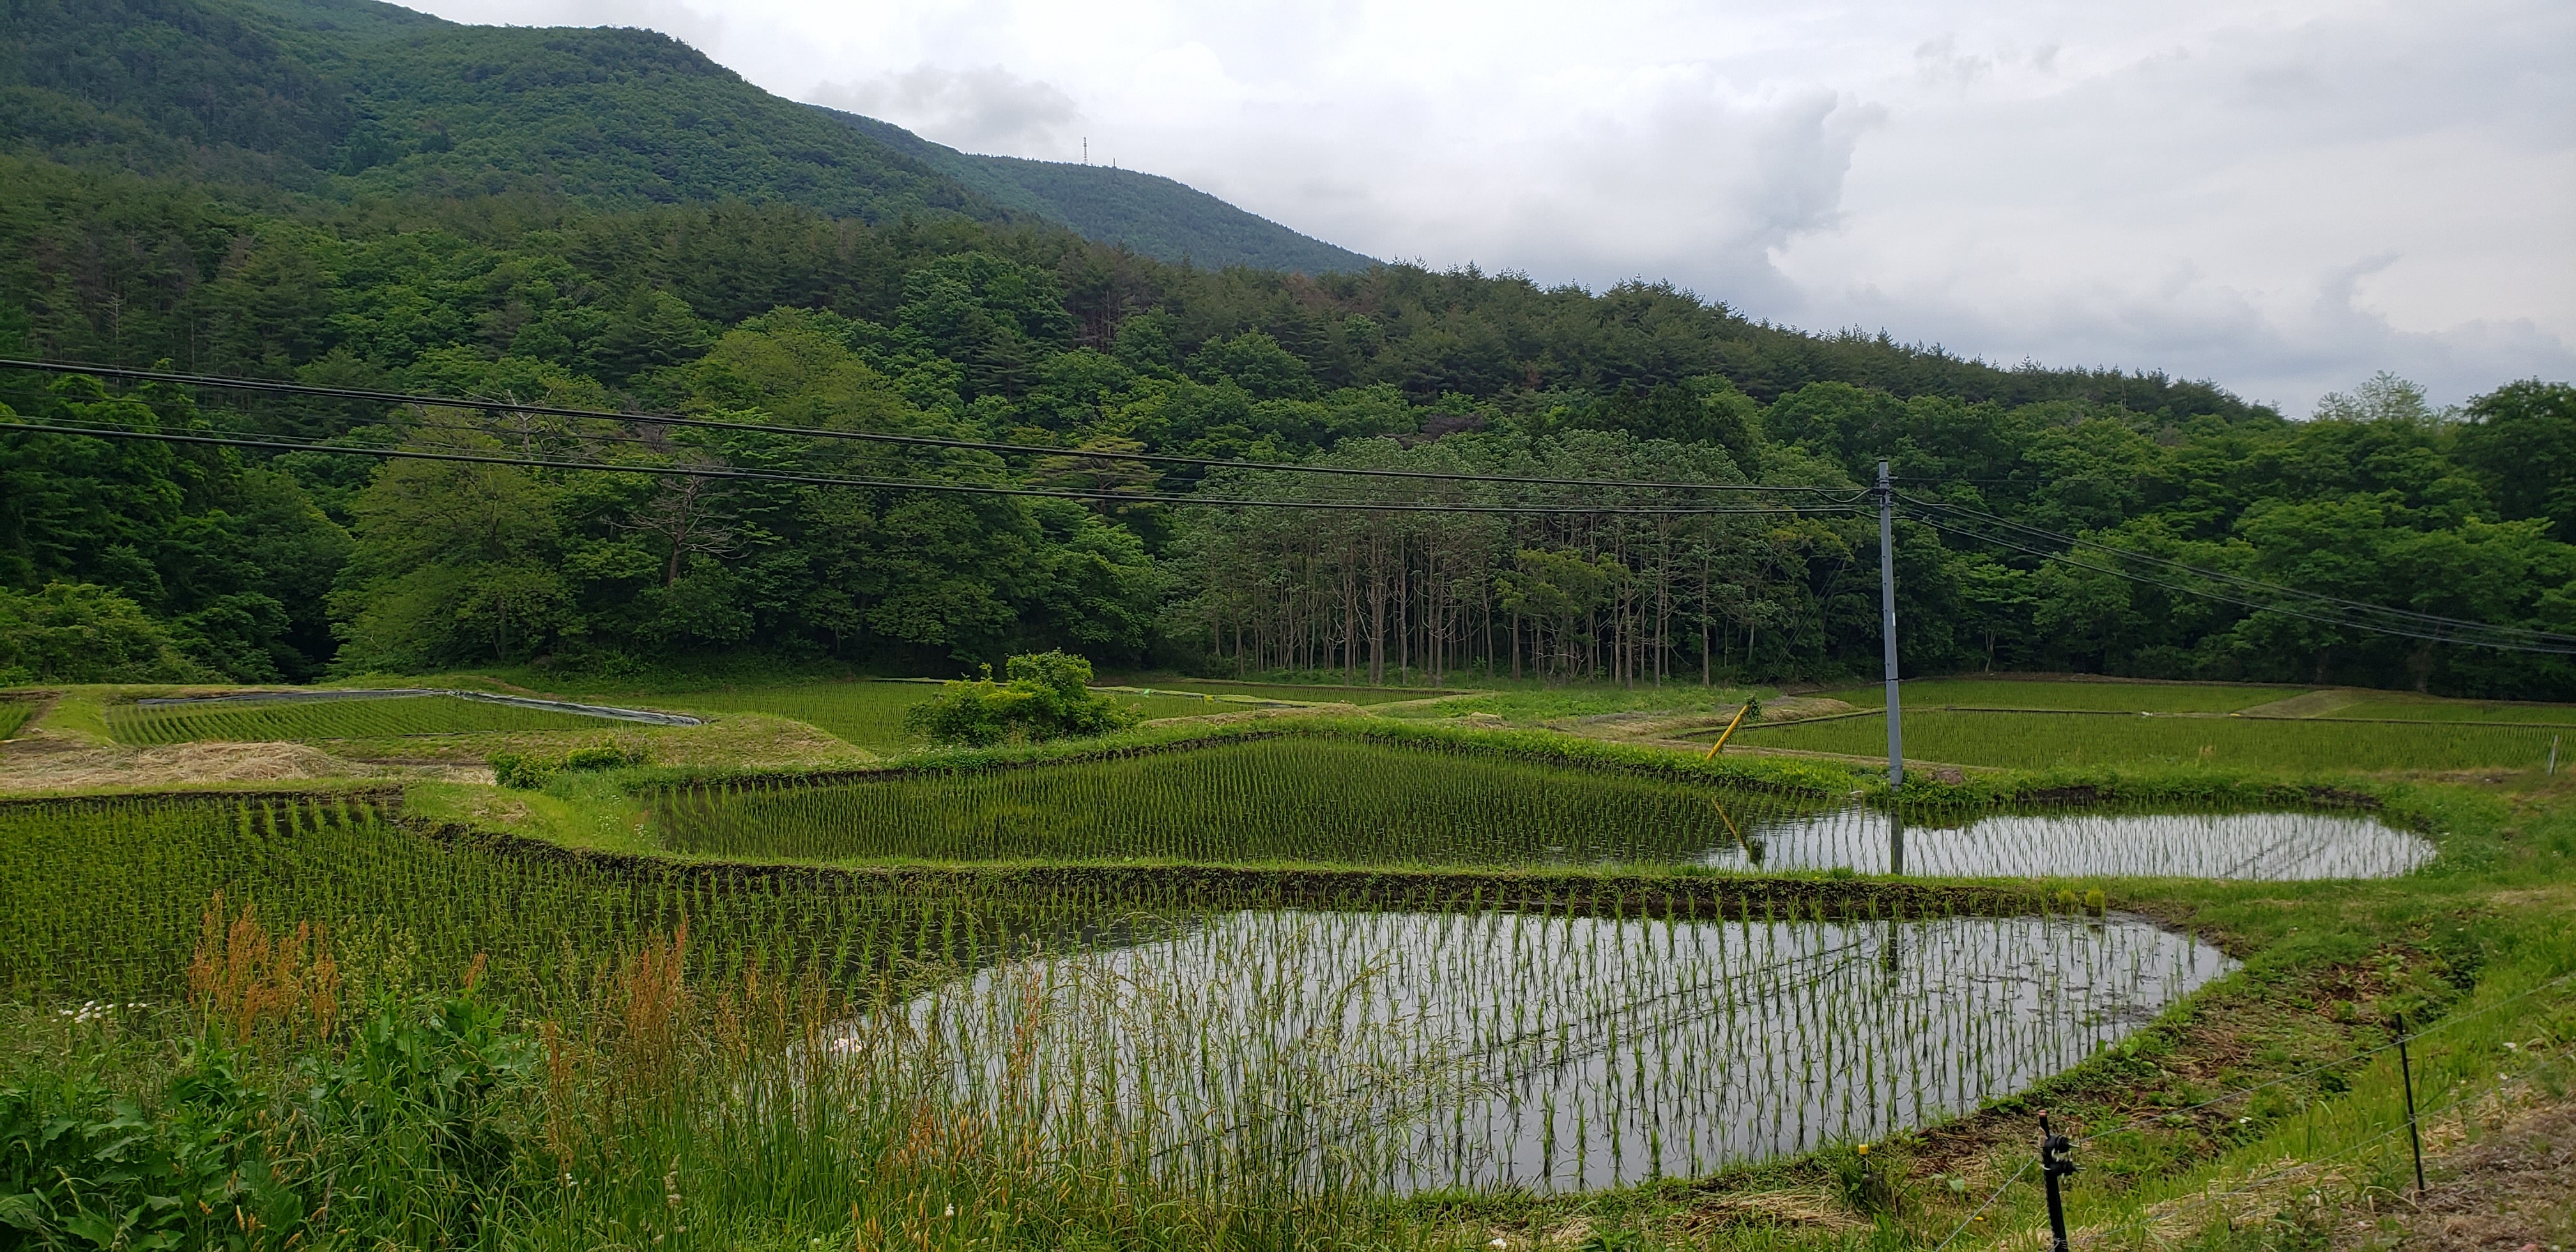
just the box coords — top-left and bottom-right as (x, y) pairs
(107, 692), (633, 744)
(652, 737), (1843, 868)
(1722, 808), (2431, 879)
(2324, 694), (2576, 724)
(1820, 678), (2304, 714)
(650, 735), (2428, 880)
(1729, 708), (2560, 771)
(0, 699), (36, 740)
(896, 906), (2234, 1192)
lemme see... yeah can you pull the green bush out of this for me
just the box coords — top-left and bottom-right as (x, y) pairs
(903, 651), (1141, 747)
(489, 744), (645, 788)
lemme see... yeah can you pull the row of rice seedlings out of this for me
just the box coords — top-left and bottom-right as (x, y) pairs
(3, 793), (2227, 1206)
(106, 694), (621, 744)
(651, 737), (1841, 867)
(895, 903), (2234, 1192)
(2326, 694), (2576, 724)
(1721, 807), (2432, 880)
(1733, 708), (2561, 771)
(1820, 679), (2304, 714)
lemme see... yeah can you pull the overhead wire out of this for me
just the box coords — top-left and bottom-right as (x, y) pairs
(0, 357), (1843, 495)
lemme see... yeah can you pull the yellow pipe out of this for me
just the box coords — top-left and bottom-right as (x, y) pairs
(1703, 702), (1751, 760)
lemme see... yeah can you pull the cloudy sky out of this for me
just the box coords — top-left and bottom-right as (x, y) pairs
(402, 0), (2573, 414)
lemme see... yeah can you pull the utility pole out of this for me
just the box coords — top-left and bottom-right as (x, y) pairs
(1878, 459), (1904, 788)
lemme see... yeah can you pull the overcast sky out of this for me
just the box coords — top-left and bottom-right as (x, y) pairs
(402, 0), (2574, 414)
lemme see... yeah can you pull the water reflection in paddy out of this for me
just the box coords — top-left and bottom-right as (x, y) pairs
(892, 909), (2234, 1193)
(1703, 806), (2433, 880)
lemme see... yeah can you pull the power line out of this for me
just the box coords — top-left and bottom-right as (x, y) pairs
(0, 358), (1846, 496)
(2, 418), (1867, 518)
(1905, 495), (2576, 645)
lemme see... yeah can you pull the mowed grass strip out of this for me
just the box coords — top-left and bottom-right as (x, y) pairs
(106, 694), (623, 744)
(1821, 678), (2306, 713)
(1733, 707), (2558, 771)
(653, 682), (1238, 752)
(652, 737), (1825, 867)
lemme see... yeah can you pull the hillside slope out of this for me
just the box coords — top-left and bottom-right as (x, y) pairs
(0, 0), (1377, 268)
(828, 109), (1376, 274)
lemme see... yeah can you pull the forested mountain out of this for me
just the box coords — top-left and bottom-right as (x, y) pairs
(0, 0), (1371, 270)
(825, 110), (1376, 275)
(1, 3), (2570, 698)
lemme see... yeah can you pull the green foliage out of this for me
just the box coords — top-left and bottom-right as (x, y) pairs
(491, 742), (646, 788)
(901, 650), (1140, 747)
(0, 584), (213, 685)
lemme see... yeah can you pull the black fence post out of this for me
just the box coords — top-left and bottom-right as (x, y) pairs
(2394, 1013), (2427, 1199)
(2041, 1113), (2077, 1251)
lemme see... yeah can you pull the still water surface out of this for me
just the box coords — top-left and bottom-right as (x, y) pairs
(1702, 806), (2434, 880)
(892, 908), (2234, 1193)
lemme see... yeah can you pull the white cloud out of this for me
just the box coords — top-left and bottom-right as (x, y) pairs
(395, 0), (2576, 411)
(811, 65), (1079, 153)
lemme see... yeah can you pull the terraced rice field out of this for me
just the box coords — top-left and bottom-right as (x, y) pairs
(1820, 678), (2304, 713)
(0, 790), (2223, 1192)
(1729, 708), (2559, 772)
(652, 734), (2433, 878)
(907, 908), (2230, 1191)
(0, 699), (36, 740)
(106, 692), (634, 744)
(644, 682), (1230, 751)
(2326, 695), (2576, 724)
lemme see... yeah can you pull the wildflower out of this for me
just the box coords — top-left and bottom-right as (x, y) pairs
(944, 1203), (956, 1218)
(1857, 1142), (1871, 1156)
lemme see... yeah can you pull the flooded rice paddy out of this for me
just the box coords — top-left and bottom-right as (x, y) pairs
(880, 908), (2235, 1193)
(1710, 807), (2434, 880)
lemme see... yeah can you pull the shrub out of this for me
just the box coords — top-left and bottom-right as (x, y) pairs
(903, 651), (1141, 747)
(0, 583), (215, 685)
(490, 744), (645, 788)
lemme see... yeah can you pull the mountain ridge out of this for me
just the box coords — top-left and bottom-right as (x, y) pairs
(0, 0), (1377, 271)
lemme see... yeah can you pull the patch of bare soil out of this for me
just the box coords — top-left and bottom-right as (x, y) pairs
(0, 737), (381, 792)
(2338, 1096), (2576, 1251)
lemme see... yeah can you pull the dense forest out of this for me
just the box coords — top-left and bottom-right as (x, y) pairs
(3, 0), (2572, 698)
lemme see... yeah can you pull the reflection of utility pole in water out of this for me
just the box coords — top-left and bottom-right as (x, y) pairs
(1882, 917), (1902, 987)
(1888, 807), (1906, 876)
(1712, 798), (1765, 866)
